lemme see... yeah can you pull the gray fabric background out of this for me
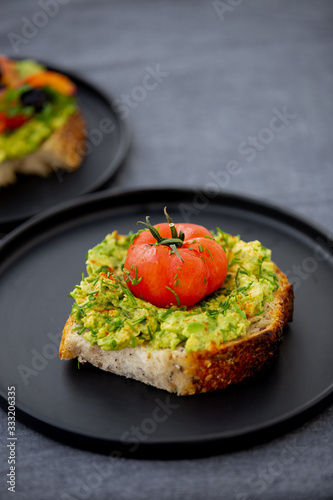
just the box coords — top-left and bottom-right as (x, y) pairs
(0, 0), (333, 498)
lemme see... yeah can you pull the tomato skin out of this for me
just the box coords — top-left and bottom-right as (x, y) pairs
(123, 223), (228, 307)
(0, 110), (30, 134)
(187, 237), (228, 292)
(4, 114), (29, 130)
(0, 113), (5, 134)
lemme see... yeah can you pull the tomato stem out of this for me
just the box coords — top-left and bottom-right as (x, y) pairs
(138, 208), (185, 261)
(164, 207), (178, 239)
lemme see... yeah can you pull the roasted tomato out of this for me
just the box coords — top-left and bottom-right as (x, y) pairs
(0, 111), (30, 134)
(123, 209), (228, 307)
(0, 112), (5, 134)
(4, 113), (29, 130)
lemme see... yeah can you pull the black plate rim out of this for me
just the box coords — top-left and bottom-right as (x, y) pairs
(1, 187), (333, 457)
(7, 375), (333, 445)
(1, 185), (332, 253)
(0, 58), (131, 227)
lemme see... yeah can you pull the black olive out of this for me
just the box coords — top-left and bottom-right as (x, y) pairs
(20, 88), (50, 112)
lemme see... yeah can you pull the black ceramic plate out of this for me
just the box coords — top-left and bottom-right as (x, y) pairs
(1, 188), (333, 459)
(0, 62), (130, 230)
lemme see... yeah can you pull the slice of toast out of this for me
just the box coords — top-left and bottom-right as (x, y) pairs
(0, 111), (86, 188)
(59, 265), (293, 396)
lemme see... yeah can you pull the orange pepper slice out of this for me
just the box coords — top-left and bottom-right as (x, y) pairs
(24, 71), (76, 96)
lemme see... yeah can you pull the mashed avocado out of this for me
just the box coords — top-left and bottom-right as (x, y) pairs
(15, 60), (45, 79)
(70, 230), (279, 353)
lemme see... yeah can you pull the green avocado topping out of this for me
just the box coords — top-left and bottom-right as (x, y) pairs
(69, 230), (279, 353)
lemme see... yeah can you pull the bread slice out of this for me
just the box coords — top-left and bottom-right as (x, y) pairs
(59, 265), (293, 396)
(0, 111), (86, 188)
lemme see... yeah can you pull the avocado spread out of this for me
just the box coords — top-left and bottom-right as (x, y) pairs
(0, 60), (77, 163)
(70, 230), (279, 353)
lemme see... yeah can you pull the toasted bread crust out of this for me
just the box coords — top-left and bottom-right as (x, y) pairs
(0, 111), (86, 187)
(186, 268), (293, 394)
(39, 111), (86, 170)
(59, 265), (293, 395)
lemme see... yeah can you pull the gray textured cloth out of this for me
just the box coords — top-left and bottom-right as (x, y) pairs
(1, 0), (333, 498)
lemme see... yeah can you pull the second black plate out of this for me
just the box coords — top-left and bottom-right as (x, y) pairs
(1, 188), (333, 458)
(0, 62), (130, 230)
